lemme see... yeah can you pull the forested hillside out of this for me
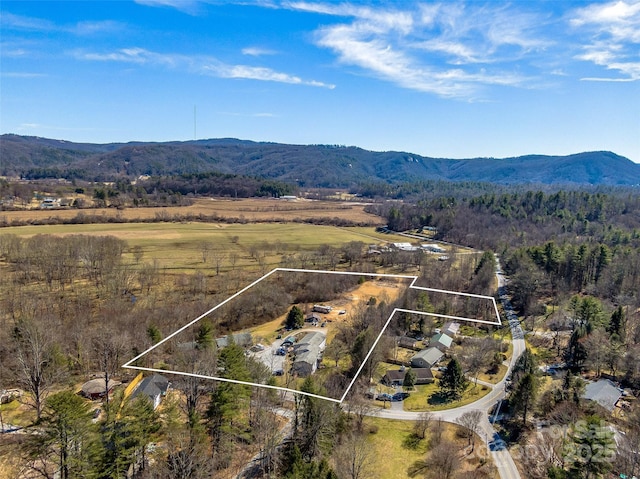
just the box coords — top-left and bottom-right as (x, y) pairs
(2, 134), (639, 187)
(374, 190), (640, 385)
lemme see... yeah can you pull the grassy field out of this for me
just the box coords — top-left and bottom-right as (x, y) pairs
(403, 382), (492, 412)
(477, 364), (508, 384)
(0, 197), (384, 224)
(0, 222), (408, 273)
(0, 222), (416, 271)
(364, 416), (497, 479)
(364, 417), (429, 479)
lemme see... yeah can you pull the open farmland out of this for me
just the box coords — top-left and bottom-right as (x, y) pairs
(0, 222), (411, 273)
(0, 197), (384, 225)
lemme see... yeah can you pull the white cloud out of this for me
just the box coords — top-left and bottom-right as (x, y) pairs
(207, 63), (335, 88)
(0, 12), (55, 31)
(570, 0), (640, 80)
(301, 2), (538, 98)
(75, 47), (180, 67)
(74, 20), (125, 36)
(75, 47), (334, 88)
(1, 12), (125, 35)
(134, 0), (202, 15)
(2, 72), (47, 78)
(242, 46), (278, 56)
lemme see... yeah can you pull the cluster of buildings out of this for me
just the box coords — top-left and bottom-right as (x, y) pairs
(367, 242), (447, 256)
(80, 373), (170, 410)
(382, 322), (460, 388)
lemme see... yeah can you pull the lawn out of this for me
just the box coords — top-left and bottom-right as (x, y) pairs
(364, 417), (498, 479)
(403, 382), (492, 412)
(364, 417), (429, 479)
(477, 364), (508, 384)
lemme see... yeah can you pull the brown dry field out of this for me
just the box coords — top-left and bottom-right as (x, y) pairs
(0, 197), (384, 224)
(249, 276), (412, 344)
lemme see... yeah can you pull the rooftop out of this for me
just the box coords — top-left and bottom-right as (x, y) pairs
(412, 347), (444, 366)
(583, 379), (622, 412)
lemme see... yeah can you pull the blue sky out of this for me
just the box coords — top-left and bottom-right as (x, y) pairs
(1, 1), (639, 162)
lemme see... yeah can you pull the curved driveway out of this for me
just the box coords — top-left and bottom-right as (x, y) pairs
(367, 257), (525, 479)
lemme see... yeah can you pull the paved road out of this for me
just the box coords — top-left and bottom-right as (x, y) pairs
(367, 256), (525, 479)
(240, 255), (526, 479)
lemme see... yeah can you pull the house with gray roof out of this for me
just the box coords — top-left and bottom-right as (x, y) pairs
(292, 332), (326, 377)
(429, 332), (453, 351)
(216, 332), (252, 350)
(443, 322), (460, 337)
(131, 374), (170, 410)
(411, 347), (444, 369)
(382, 367), (434, 387)
(583, 379), (623, 412)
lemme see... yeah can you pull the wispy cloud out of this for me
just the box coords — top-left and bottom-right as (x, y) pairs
(211, 63), (334, 88)
(74, 20), (125, 36)
(75, 47), (180, 67)
(242, 46), (278, 56)
(570, 0), (640, 80)
(0, 12), (55, 31)
(134, 0), (203, 15)
(1, 12), (125, 35)
(74, 47), (335, 88)
(288, 2), (542, 98)
(2, 72), (48, 78)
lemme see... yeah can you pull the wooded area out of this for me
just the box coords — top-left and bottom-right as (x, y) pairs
(0, 183), (639, 479)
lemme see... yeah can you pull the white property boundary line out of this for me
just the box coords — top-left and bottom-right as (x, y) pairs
(123, 268), (502, 403)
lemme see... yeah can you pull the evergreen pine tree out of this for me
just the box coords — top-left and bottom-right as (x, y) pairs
(439, 358), (467, 401)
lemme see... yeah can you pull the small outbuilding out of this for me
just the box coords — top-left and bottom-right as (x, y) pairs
(443, 322), (460, 337)
(81, 378), (119, 400)
(313, 305), (332, 314)
(216, 332), (252, 349)
(398, 336), (418, 349)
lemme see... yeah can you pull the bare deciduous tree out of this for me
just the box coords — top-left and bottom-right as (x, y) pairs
(334, 432), (374, 479)
(457, 410), (483, 453)
(13, 319), (57, 420)
(92, 328), (127, 407)
(413, 411), (433, 440)
(408, 438), (461, 479)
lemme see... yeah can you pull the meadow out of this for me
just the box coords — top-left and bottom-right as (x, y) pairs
(0, 222), (409, 273)
(0, 197), (384, 224)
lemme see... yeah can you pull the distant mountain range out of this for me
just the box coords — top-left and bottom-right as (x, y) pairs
(2, 134), (639, 187)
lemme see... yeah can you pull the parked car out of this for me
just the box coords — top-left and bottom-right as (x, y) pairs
(273, 369), (284, 376)
(392, 392), (410, 401)
(377, 393), (393, 402)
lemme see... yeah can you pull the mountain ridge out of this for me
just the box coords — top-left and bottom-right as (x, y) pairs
(1, 134), (638, 187)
